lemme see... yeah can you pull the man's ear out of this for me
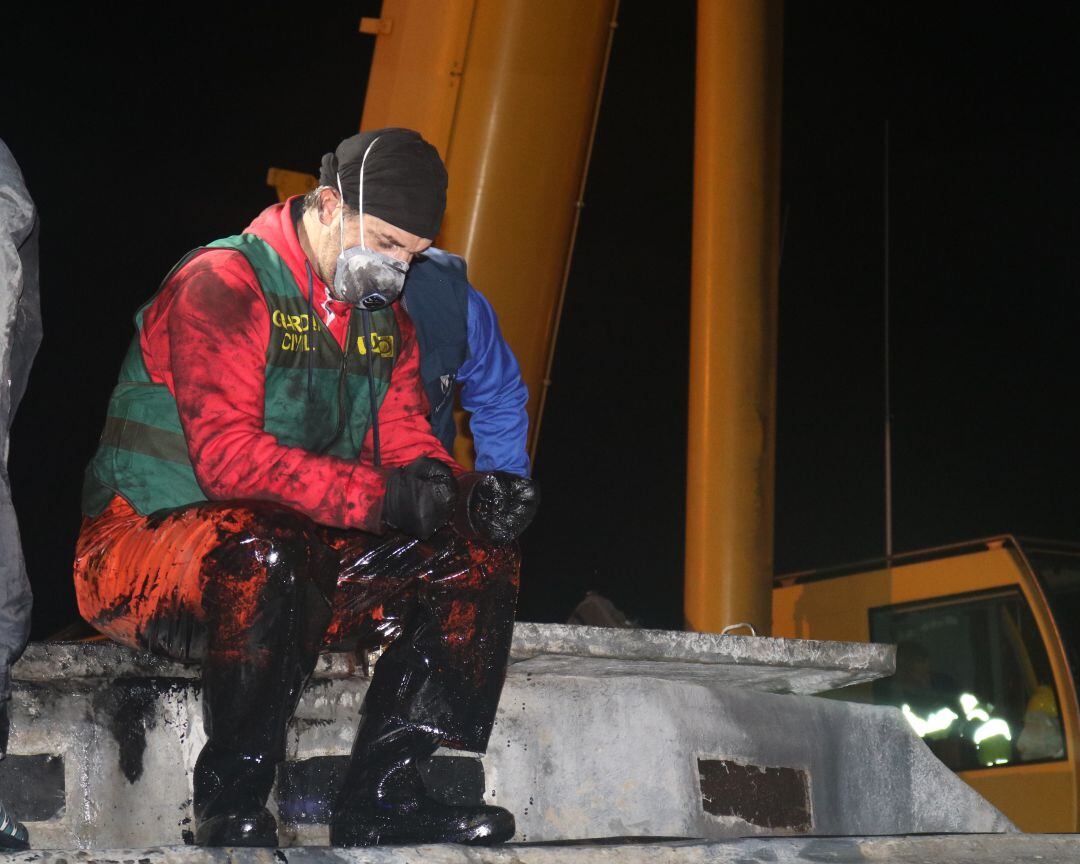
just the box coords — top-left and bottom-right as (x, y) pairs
(318, 187), (340, 226)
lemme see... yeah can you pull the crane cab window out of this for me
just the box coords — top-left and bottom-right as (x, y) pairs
(1026, 550), (1080, 692)
(869, 590), (1065, 772)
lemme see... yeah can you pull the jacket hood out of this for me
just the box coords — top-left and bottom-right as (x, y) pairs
(240, 196), (367, 346)
(243, 196), (331, 301)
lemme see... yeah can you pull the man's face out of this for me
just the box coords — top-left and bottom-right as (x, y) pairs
(314, 190), (433, 290)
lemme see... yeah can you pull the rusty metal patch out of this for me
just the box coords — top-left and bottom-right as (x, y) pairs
(698, 758), (811, 831)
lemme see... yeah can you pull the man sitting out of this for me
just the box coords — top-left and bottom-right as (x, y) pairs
(73, 129), (538, 848)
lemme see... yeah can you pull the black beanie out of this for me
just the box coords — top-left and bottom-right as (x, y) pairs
(319, 128), (448, 240)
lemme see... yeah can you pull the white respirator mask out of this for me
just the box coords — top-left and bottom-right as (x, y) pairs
(331, 136), (409, 310)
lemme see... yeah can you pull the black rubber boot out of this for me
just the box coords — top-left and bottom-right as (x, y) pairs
(329, 716), (515, 847)
(193, 742), (278, 847)
(192, 516), (336, 848)
(0, 801), (29, 851)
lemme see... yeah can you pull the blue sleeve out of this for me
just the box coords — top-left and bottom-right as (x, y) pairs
(458, 286), (531, 476)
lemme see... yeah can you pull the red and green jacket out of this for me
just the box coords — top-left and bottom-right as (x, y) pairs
(82, 198), (456, 531)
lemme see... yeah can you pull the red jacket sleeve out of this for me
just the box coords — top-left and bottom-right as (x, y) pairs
(147, 251), (393, 531)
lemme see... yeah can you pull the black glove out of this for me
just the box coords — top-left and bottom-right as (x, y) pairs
(454, 472), (540, 544)
(383, 457), (458, 540)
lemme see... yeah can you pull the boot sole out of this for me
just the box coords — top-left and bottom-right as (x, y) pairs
(195, 812), (279, 847)
(330, 812), (515, 847)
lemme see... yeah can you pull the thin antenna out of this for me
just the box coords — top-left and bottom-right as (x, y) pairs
(884, 119), (893, 562)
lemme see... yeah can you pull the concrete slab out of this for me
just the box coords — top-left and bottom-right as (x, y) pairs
(15, 623), (895, 695)
(7, 623), (1000, 849)
(6, 836), (1080, 864)
(508, 623), (894, 693)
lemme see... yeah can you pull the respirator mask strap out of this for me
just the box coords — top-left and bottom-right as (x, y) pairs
(353, 138), (385, 467)
(335, 135), (380, 252)
(356, 135), (380, 250)
(335, 172), (347, 255)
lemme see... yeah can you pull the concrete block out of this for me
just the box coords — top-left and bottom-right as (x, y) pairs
(6, 625), (1005, 850)
(481, 676), (1013, 840)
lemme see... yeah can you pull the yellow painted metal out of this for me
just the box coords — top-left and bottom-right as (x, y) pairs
(359, 17), (393, 36)
(772, 542), (1080, 831)
(360, 0), (618, 466)
(684, 0), (783, 635)
(439, 0), (618, 464)
(266, 167), (318, 203)
(773, 548), (1026, 644)
(962, 760), (1074, 831)
(358, 0), (475, 159)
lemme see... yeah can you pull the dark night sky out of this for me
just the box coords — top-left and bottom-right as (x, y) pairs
(3, 2), (1079, 637)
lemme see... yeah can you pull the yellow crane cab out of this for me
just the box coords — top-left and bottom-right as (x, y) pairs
(772, 536), (1080, 832)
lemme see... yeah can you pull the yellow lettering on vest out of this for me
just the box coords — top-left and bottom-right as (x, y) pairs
(279, 332), (313, 352)
(370, 332), (395, 358)
(355, 331), (394, 358)
(273, 309), (319, 335)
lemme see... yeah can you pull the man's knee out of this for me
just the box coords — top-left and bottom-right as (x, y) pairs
(203, 501), (334, 609)
(457, 537), (521, 593)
